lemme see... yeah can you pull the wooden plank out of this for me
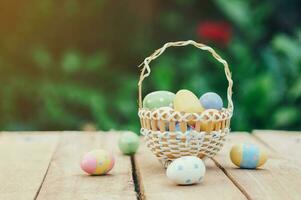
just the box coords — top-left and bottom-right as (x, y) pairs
(213, 132), (301, 200)
(0, 132), (59, 200)
(253, 130), (301, 163)
(134, 138), (247, 200)
(36, 132), (136, 200)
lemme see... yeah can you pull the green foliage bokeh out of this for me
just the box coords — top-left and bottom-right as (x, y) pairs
(0, 0), (300, 132)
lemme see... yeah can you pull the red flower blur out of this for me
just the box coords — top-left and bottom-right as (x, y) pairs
(197, 21), (232, 45)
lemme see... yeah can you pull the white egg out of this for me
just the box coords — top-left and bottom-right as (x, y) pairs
(166, 156), (206, 185)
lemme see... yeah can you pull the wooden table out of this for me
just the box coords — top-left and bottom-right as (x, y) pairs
(0, 130), (300, 200)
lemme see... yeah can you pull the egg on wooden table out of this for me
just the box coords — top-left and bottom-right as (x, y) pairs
(118, 132), (140, 155)
(200, 92), (223, 110)
(143, 91), (175, 109)
(230, 143), (268, 169)
(166, 156), (206, 185)
(81, 149), (115, 175)
(174, 90), (204, 113)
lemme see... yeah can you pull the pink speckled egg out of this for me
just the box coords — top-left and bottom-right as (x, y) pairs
(80, 149), (115, 175)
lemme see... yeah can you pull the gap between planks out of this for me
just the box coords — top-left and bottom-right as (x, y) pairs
(34, 138), (60, 200)
(0, 132), (141, 200)
(133, 136), (248, 200)
(36, 132), (137, 200)
(210, 131), (267, 200)
(0, 132), (60, 200)
(213, 132), (301, 200)
(211, 157), (252, 200)
(130, 155), (143, 200)
(3, 131), (300, 200)
(133, 131), (301, 200)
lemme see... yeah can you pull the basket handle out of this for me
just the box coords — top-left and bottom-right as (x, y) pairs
(138, 40), (233, 111)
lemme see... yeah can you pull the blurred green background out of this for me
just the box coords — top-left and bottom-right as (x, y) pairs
(0, 0), (300, 133)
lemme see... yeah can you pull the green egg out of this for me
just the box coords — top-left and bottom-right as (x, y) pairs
(143, 91), (175, 109)
(118, 132), (140, 155)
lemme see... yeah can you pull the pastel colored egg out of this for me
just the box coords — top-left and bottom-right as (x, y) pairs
(81, 149), (115, 175)
(166, 156), (206, 185)
(143, 91), (175, 109)
(174, 90), (204, 126)
(200, 92), (223, 110)
(174, 90), (204, 113)
(230, 143), (268, 169)
(118, 132), (140, 155)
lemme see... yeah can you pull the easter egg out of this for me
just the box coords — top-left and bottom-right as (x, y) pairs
(166, 156), (206, 185)
(143, 91), (175, 109)
(200, 92), (223, 110)
(118, 132), (140, 155)
(174, 90), (204, 113)
(230, 143), (268, 169)
(81, 149), (115, 175)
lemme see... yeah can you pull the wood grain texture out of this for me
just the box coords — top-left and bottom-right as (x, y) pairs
(2, 131), (301, 200)
(213, 132), (301, 200)
(134, 138), (247, 200)
(0, 132), (59, 200)
(253, 130), (301, 163)
(36, 132), (136, 200)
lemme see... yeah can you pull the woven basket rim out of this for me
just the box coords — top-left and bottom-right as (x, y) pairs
(140, 127), (230, 135)
(138, 107), (232, 122)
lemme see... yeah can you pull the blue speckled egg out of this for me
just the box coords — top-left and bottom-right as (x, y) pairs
(166, 156), (206, 185)
(230, 143), (268, 169)
(199, 92), (223, 110)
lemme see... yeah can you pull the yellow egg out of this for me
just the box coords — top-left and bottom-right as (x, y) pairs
(174, 90), (204, 113)
(230, 143), (268, 169)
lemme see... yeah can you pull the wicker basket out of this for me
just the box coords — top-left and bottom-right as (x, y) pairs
(138, 40), (233, 168)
